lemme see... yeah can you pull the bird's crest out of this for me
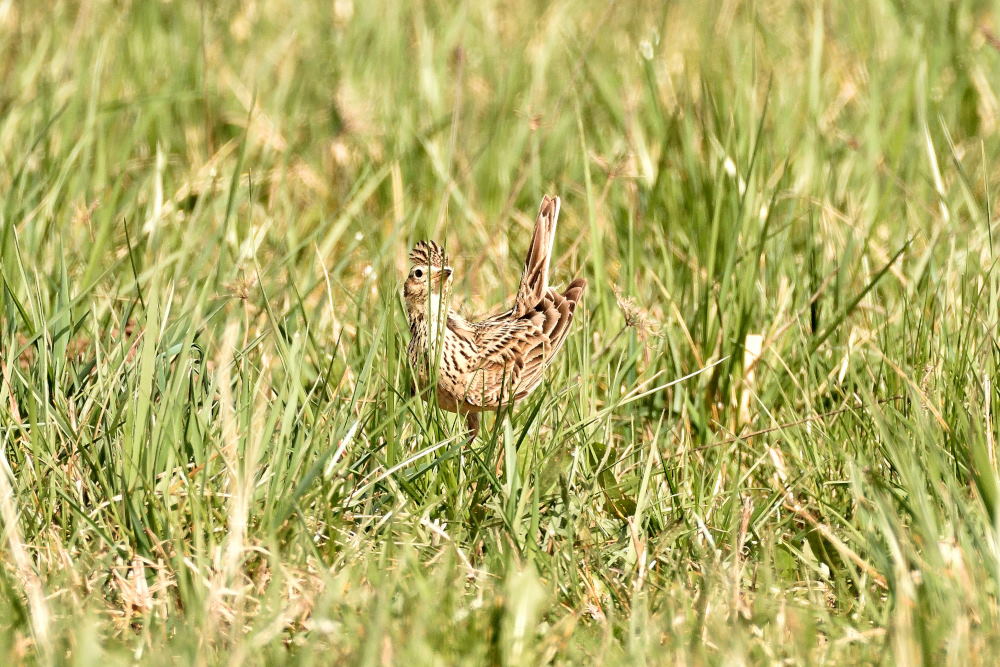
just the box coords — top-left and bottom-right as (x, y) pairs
(409, 241), (450, 268)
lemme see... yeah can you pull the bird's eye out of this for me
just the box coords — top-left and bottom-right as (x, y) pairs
(414, 268), (423, 278)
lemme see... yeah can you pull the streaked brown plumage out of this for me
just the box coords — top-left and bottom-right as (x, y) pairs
(404, 195), (586, 438)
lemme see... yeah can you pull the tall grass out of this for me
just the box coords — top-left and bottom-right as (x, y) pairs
(2, 0), (1000, 663)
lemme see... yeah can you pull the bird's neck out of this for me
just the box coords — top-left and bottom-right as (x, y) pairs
(407, 293), (451, 349)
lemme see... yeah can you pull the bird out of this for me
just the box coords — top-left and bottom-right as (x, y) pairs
(403, 195), (586, 440)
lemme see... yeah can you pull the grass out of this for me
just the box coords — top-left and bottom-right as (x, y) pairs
(2, 0), (1000, 663)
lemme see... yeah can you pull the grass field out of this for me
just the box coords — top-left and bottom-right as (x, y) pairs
(3, 0), (1000, 663)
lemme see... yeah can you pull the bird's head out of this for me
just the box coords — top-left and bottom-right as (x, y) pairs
(404, 241), (453, 316)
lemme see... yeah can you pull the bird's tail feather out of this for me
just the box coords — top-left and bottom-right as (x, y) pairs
(513, 195), (559, 317)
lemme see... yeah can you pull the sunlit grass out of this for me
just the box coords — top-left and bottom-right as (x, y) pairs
(2, 0), (1000, 663)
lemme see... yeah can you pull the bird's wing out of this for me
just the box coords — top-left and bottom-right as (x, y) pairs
(460, 319), (535, 408)
(463, 278), (586, 407)
(507, 279), (586, 400)
(511, 195), (560, 318)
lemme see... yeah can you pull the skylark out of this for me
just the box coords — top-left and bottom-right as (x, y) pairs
(404, 195), (586, 439)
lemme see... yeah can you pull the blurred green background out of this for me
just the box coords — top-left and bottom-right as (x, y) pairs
(2, 0), (1000, 663)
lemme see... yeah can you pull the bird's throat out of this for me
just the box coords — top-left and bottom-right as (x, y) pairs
(408, 293), (449, 352)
